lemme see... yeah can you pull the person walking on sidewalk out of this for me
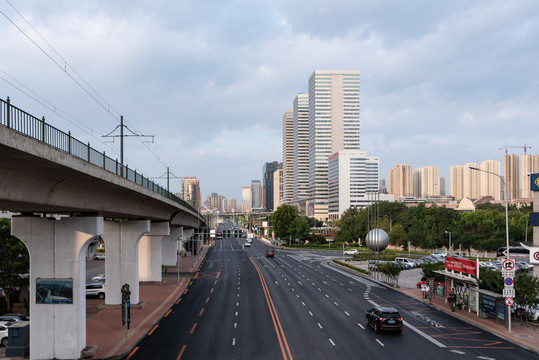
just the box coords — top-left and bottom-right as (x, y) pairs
(425, 284), (432, 304)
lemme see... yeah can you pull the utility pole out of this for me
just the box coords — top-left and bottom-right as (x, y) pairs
(102, 115), (154, 173)
(152, 168), (183, 192)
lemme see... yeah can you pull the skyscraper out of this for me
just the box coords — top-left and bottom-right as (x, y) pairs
(308, 70), (360, 220)
(273, 163), (283, 209)
(251, 180), (263, 210)
(282, 110), (294, 204)
(293, 93), (309, 202)
(241, 186), (251, 212)
(504, 154), (520, 201)
(263, 161), (279, 211)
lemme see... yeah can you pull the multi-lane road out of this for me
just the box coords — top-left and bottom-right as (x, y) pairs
(128, 237), (537, 360)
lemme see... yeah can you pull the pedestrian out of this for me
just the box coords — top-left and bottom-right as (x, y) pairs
(447, 289), (456, 312)
(457, 296), (463, 310)
(426, 285), (433, 304)
(421, 282), (427, 299)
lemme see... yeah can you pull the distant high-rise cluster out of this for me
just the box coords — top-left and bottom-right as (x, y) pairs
(259, 69), (384, 221)
(202, 191), (237, 213)
(387, 151), (539, 204)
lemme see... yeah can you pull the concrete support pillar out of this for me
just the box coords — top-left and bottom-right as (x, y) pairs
(139, 222), (170, 282)
(184, 228), (194, 253)
(162, 226), (183, 266)
(11, 216), (103, 360)
(103, 220), (150, 305)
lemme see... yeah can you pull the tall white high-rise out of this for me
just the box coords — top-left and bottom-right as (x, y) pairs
(308, 70), (360, 220)
(449, 165), (464, 201)
(293, 93), (309, 202)
(522, 155), (539, 198)
(241, 186), (251, 212)
(282, 110), (294, 204)
(328, 150), (379, 219)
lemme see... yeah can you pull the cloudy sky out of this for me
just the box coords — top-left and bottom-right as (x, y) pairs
(1, 1), (538, 202)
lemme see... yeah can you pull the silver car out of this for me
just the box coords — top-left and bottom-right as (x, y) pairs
(86, 283), (106, 299)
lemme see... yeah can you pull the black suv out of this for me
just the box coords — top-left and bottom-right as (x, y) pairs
(366, 306), (403, 333)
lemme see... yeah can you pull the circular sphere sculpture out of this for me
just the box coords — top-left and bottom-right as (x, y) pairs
(365, 228), (389, 252)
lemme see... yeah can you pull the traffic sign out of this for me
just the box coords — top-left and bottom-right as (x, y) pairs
(502, 269), (516, 278)
(504, 277), (514, 287)
(503, 287), (515, 298)
(502, 259), (516, 271)
(505, 297), (515, 307)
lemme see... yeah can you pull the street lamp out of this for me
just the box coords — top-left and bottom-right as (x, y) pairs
(445, 231), (451, 255)
(469, 165), (511, 332)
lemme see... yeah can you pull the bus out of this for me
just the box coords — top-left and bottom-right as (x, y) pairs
(496, 246), (529, 262)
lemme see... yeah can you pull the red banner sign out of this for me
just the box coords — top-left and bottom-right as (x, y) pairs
(445, 256), (477, 276)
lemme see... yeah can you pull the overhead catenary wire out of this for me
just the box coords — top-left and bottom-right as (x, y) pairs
(1, 1), (174, 186)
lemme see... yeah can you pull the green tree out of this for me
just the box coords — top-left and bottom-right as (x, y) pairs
(289, 216), (311, 240)
(0, 219), (30, 312)
(420, 261), (446, 282)
(377, 262), (402, 287)
(514, 272), (539, 321)
(271, 204), (299, 239)
(478, 268), (503, 293)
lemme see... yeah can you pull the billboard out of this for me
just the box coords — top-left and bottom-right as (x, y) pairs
(445, 256), (477, 276)
(36, 278), (73, 304)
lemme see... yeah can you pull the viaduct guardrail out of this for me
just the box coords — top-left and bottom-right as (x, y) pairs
(0, 97), (201, 217)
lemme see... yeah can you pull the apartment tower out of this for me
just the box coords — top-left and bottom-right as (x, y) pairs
(388, 163), (413, 201)
(504, 154), (520, 201)
(293, 93), (310, 202)
(181, 177), (201, 210)
(282, 110), (294, 204)
(308, 70), (360, 220)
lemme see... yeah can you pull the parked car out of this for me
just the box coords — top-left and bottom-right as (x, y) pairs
(86, 283), (106, 299)
(244, 241), (251, 247)
(344, 249), (358, 255)
(394, 257), (419, 268)
(91, 274), (106, 282)
(93, 254), (105, 260)
(0, 323), (8, 347)
(0, 313), (29, 322)
(366, 306), (403, 333)
(266, 250), (275, 258)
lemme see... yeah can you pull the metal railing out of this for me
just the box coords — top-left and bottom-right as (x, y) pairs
(0, 97), (201, 217)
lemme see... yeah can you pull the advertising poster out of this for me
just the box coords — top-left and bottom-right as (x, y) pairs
(36, 278), (73, 304)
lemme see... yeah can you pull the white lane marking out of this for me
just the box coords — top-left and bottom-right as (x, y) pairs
(357, 323), (364, 329)
(291, 288), (295, 292)
(329, 339), (336, 346)
(403, 321), (446, 348)
(450, 350), (466, 355)
(298, 281), (303, 285)
(375, 339), (384, 347)
(348, 288), (353, 292)
(334, 301), (339, 306)
(309, 311), (314, 316)
(235, 311), (238, 316)
(325, 294), (329, 298)
(296, 294), (300, 298)
(318, 323), (323, 329)
(344, 311), (350, 316)
(234, 323), (237, 328)
(275, 281), (279, 286)
(318, 288), (322, 292)
(302, 302), (306, 306)
(236, 302), (239, 307)
(477, 357), (495, 360)
(323, 281), (329, 285)
(232, 338), (236, 346)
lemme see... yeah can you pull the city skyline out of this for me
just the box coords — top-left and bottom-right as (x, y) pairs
(1, 1), (538, 201)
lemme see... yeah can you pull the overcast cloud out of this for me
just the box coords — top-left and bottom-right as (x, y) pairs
(1, 1), (538, 202)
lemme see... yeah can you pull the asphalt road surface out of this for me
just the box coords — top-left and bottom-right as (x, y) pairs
(128, 237), (537, 360)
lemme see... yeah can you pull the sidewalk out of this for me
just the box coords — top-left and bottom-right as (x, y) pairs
(86, 246), (209, 359)
(400, 287), (539, 355)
